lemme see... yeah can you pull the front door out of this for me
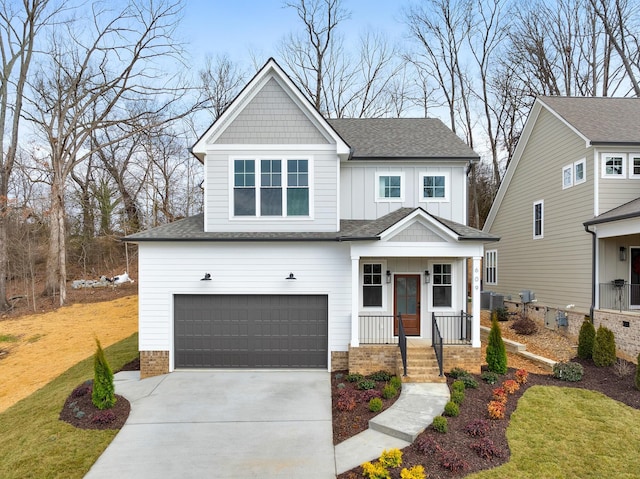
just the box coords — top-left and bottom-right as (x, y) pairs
(394, 274), (420, 336)
(631, 247), (640, 309)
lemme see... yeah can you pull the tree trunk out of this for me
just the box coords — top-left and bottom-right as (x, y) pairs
(0, 214), (10, 311)
(42, 177), (67, 306)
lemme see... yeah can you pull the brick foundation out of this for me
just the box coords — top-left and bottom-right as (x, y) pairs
(442, 346), (482, 374)
(140, 350), (169, 378)
(331, 351), (349, 371)
(348, 345), (398, 376)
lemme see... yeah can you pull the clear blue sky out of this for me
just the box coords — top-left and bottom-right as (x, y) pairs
(180, 0), (410, 69)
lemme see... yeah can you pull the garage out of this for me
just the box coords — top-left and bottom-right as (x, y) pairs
(174, 294), (328, 368)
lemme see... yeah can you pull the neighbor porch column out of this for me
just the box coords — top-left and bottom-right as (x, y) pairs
(472, 256), (482, 347)
(350, 255), (360, 347)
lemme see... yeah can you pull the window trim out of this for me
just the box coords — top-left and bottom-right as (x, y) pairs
(430, 263), (453, 310)
(485, 250), (497, 285)
(419, 171), (450, 202)
(562, 164), (573, 189)
(229, 156), (313, 219)
(574, 158), (586, 185)
(629, 154), (640, 179)
(375, 172), (405, 203)
(361, 261), (387, 310)
(601, 153), (626, 178)
(533, 200), (544, 239)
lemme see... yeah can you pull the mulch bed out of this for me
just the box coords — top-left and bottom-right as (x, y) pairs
(337, 357), (640, 479)
(59, 381), (130, 430)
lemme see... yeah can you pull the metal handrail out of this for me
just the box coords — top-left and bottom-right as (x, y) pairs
(431, 312), (444, 376)
(397, 313), (407, 377)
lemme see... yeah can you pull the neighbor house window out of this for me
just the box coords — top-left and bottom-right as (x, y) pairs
(232, 158), (310, 217)
(376, 173), (404, 201)
(533, 200), (544, 239)
(432, 264), (452, 308)
(234, 159), (256, 216)
(363, 263), (383, 308)
(630, 154), (640, 178)
(602, 154), (625, 178)
(574, 158), (586, 184)
(485, 250), (497, 285)
(420, 172), (449, 201)
(562, 165), (573, 189)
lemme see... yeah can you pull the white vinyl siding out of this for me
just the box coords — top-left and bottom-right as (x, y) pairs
(485, 250), (497, 285)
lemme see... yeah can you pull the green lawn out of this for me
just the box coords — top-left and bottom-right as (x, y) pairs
(0, 333), (138, 479)
(468, 385), (640, 479)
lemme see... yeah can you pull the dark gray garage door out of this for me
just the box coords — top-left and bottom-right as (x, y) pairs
(174, 294), (328, 368)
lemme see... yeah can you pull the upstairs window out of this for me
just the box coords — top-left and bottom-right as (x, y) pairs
(562, 165), (573, 189)
(362, 263), (383, 308)
(376, 173), (404, 202)
(420, 172), (449, 201)
(602, 154), (625, 178)
(432, 264), (452, 308)
(630, 154), (640, 179)
(574, 158), (586, 184)
(232, 158), (310, 218)
(533, 200), (544, 239)
(485, 250), (497, 285)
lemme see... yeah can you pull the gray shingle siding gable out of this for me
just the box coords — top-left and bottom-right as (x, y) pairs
(216, 77), (330, 144)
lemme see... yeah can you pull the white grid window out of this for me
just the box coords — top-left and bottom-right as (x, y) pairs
(533, 200), (544, 239)
(485, 250), (497, 285)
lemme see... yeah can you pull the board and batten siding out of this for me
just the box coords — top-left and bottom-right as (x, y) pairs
(596, 148), (640, 215)
(203, 149), (339, 232)
(488, 107), (594, 310)
(340, 162), (467, 222)
(137, 241), (352, 368)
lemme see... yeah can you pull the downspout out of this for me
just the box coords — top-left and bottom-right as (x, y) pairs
(584, 224), (596, 322)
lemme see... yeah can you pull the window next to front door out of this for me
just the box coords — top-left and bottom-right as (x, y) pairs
(432, 264), (452, 308)
(363, 263), (383, 308)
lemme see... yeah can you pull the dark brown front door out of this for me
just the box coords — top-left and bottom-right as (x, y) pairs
(394, 274), (420, 336)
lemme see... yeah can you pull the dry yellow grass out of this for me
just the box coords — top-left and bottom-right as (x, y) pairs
(0, 295), (138, 413)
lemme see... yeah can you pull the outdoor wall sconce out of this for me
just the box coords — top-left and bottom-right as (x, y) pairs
(286, 273), (297, 280)
(386, 270), (391, 283)
(424, 270), (431, 283)
(620, 246), (627, 262)
(201, 273), (211, 281)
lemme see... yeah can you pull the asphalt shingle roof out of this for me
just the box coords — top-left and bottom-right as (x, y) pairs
(539, 96), (640, 145)
(328, 118), (479, 159)
(123, 208), (498, 243)
(584, 197), (640, 226)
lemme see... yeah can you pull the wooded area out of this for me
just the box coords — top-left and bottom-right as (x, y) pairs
(1, 0), (639, 311)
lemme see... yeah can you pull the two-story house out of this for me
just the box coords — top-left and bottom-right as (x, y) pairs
(483, 96), (640, 360)
(124, 59), (497, 379)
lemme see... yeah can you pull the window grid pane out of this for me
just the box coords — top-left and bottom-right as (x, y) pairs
(363, 263), (383, 307)
(379, 175), (401, 198)
(605, 157), (623, 175)
(423, 175), (445, 198)
(633, 157), (640, 176)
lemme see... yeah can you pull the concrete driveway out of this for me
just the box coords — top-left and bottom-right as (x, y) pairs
(84, 370), (336, 479)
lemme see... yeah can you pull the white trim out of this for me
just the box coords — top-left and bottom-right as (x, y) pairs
(374, 172), (405, 203)
(601, 153), (627, 178)
(378, 208), (460, 242)
(419, 171), (450, 202)
(629, 153), (640, 179)
(574, 158), (587, 185)
(204, 143), (338, 152)
(562, 164), (573, 189)
(533, 200), (544, 239)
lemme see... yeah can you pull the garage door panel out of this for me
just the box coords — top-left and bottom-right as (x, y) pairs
(174, 294), (327, 369)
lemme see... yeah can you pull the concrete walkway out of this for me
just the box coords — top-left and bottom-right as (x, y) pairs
(85, 371), (449, 478)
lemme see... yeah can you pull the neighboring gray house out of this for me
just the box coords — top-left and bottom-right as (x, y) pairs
(125, 58), (497, 379)
(483, 96), (640, 360)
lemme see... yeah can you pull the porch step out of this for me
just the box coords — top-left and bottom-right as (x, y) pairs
(396, 344), (447, 383)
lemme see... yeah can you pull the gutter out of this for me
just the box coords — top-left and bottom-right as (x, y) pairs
(584, 224), (596, 322)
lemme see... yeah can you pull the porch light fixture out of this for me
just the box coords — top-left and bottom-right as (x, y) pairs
(620, 246), (627, 262)
(201, 273), (211, 281)
(386, 270), (391, 283)
(286, 273), (297, 280)
(424, 270), (431, 283)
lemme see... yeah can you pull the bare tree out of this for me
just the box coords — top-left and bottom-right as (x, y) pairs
(0, 0), (55, 310)
(24, 0), (189, 305)
(198, 54), (246, 121)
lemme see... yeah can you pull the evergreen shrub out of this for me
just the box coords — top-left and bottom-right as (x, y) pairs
(92, 339), (116, 410)
(486, 318), (507, 374)
(577, 318), (596, 360)
(593, 326), (616, 367)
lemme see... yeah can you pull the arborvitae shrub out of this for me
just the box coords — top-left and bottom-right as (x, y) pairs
(577, 318), (596, 360)
(92, 339), (116, 410)
(635, 353), (640, 391)
(486, 318), (507, 374)
(593, 326), (616, 367)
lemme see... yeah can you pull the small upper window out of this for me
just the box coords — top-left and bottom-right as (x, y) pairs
(533, 200), (544, 239)
(376, 173), (404, 202)
(574, 158), (586, 184)
(630, 154), (640, 179)
(420, 173), (449, 201)
(562, 165), (573, 189)
(602, 154), (625, 178)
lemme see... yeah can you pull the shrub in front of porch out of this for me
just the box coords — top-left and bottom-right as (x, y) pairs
(635, 353), (640, 391)
(593, 326), (616, 367)
(577, 318), (596, 360)
(486, 318), (508, 374)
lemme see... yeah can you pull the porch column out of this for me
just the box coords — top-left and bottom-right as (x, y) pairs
(471, 256), (482, 347)
(350, 255), (360, 347)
